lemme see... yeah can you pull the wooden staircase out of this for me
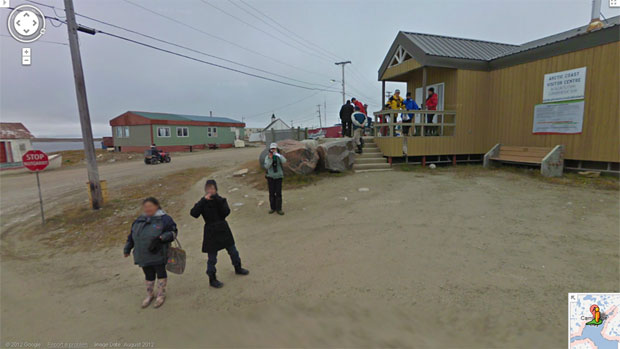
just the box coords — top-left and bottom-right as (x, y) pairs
(353, 137), (392, 173)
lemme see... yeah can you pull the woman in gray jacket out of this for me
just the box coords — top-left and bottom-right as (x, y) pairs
(264, 142), (287, 215)
(124, 197), (177, 308)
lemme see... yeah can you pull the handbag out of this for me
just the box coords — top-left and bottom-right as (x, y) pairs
(166, 235), (186, 275)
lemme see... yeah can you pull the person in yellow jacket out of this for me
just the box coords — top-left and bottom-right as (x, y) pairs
(385, 89), (404, 134)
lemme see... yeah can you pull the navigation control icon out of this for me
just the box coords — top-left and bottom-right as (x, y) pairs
(7, 4), (46, 43)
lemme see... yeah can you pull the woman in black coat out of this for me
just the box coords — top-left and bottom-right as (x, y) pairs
(190, 179), (248, 288)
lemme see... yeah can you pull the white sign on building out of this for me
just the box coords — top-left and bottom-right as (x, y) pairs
(532, 100), (585, 134)
(542, 67), (587, 103)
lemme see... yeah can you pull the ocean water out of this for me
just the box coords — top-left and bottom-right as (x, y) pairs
(32, 141), (102, 153)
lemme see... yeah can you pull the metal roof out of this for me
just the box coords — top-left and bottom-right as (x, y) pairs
(379, 15), (620, 78)
(491, 15), (620, 59)
(129, 111), (242, 124)
(401, 32), (517, 60)
(0, 122), (34, 139)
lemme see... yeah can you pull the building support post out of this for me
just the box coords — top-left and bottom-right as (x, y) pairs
(421, 66), (427, 137)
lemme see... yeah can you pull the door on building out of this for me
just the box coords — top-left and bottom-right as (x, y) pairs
(415, 82), (444, 123)
(0, 142), (7, 163)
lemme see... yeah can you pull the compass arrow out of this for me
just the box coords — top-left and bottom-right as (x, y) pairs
(23, 12), (30, 17)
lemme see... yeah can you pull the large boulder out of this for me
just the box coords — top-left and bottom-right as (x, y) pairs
(258, 139), (319, 175)
(317, 138), (355, 172)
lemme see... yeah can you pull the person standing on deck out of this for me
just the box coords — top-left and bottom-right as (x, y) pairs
(339, 100), (354, 137)
(403, 92), (420, 136)
(264, 143), (287, 215)
(351, 106), (367, 154)
(385, 89), (404, 135)
(425, 87), (438, 135)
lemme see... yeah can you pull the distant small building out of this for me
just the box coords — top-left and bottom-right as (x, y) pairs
(109, 111), (245, 152)
(0, 122), (34, 169)
(249, 117), (291, 142)
(244, 127), (263, 141)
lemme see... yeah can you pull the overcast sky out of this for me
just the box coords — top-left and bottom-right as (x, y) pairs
(1, 0), (618, 137)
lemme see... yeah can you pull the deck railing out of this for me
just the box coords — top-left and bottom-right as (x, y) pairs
(371, 109), (457, 137)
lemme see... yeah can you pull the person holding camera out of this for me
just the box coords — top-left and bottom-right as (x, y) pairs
(190, 179), (249, 289)
(264, 142), (287, 215)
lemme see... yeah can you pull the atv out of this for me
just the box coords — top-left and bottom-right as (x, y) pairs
(144, 149), (171, 164)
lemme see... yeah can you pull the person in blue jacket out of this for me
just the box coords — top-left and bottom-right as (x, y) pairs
(124, 197), (177, 308)
(402, 92), (420, 136)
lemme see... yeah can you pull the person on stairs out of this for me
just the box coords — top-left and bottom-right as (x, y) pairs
(190, 179), (249, 288)
(352, 106), (367, 154)
(264, 143), (287, 215)
(124, 197), (178, 308)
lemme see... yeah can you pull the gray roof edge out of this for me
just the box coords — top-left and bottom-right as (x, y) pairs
(489, 25), (620, 69)
(402, 31), (518, 47)
(128, 111), (244, 124)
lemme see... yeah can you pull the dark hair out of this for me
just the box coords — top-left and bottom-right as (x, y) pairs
(406, 92), (412, 97)
(205, 179), (218, 191)
(428, 87), (434, 92)
(143, 197), (160, 208)
(346, 100), (350, 104)
(351, 97), (356, 101)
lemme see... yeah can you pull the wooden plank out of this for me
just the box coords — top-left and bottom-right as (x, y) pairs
(501, 146), (552, 153)
(491, 156), (543, 164)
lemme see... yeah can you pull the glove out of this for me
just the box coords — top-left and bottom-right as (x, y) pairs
(148, 237), (164, 253)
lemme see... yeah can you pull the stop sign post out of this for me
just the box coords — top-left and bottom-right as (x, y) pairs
(22, 150), (49, 224)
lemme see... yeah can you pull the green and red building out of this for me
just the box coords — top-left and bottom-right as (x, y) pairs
(109, 111), (245, 152)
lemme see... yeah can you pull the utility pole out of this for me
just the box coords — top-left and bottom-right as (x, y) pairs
(64, 0), (103, 209)
(334, 61), (351, 105)
(317, 104), (322, 128)
(324, 97), (327, 127)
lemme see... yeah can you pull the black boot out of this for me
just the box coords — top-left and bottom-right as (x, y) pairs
(234, 264), (249, 275)
(207, 271), (223, 288)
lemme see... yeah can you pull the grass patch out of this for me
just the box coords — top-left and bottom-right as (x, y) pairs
(32, 167), (213, 253)
(396, 163), (619, 190)
(236, 160), (350, 191)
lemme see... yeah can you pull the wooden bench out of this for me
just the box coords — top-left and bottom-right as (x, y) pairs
(483, 144), (565, 177)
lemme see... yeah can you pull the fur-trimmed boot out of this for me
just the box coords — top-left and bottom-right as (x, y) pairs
(142, 280), (155, 308)
(153, 278), (167, 308)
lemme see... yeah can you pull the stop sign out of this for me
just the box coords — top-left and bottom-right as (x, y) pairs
(22, 150), (49, 171)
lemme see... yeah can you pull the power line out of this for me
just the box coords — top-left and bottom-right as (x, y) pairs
(25, 0), (336, 89)
(96, 30), (342, 93)
(71, 12), (335, 89)
(228, 0), (335, 62)
(244, 82), (337, 119)
(0, 33), (68, 46)
(122, 0), (335, 81)
(199, 0), (335, 65)
(237, 0), (343, 61)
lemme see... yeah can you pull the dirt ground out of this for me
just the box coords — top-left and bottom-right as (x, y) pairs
(1, 149), (619, 348)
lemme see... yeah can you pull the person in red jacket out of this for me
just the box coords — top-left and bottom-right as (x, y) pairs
(425, 87), (438, 135)
(351, 98), (366, 115)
